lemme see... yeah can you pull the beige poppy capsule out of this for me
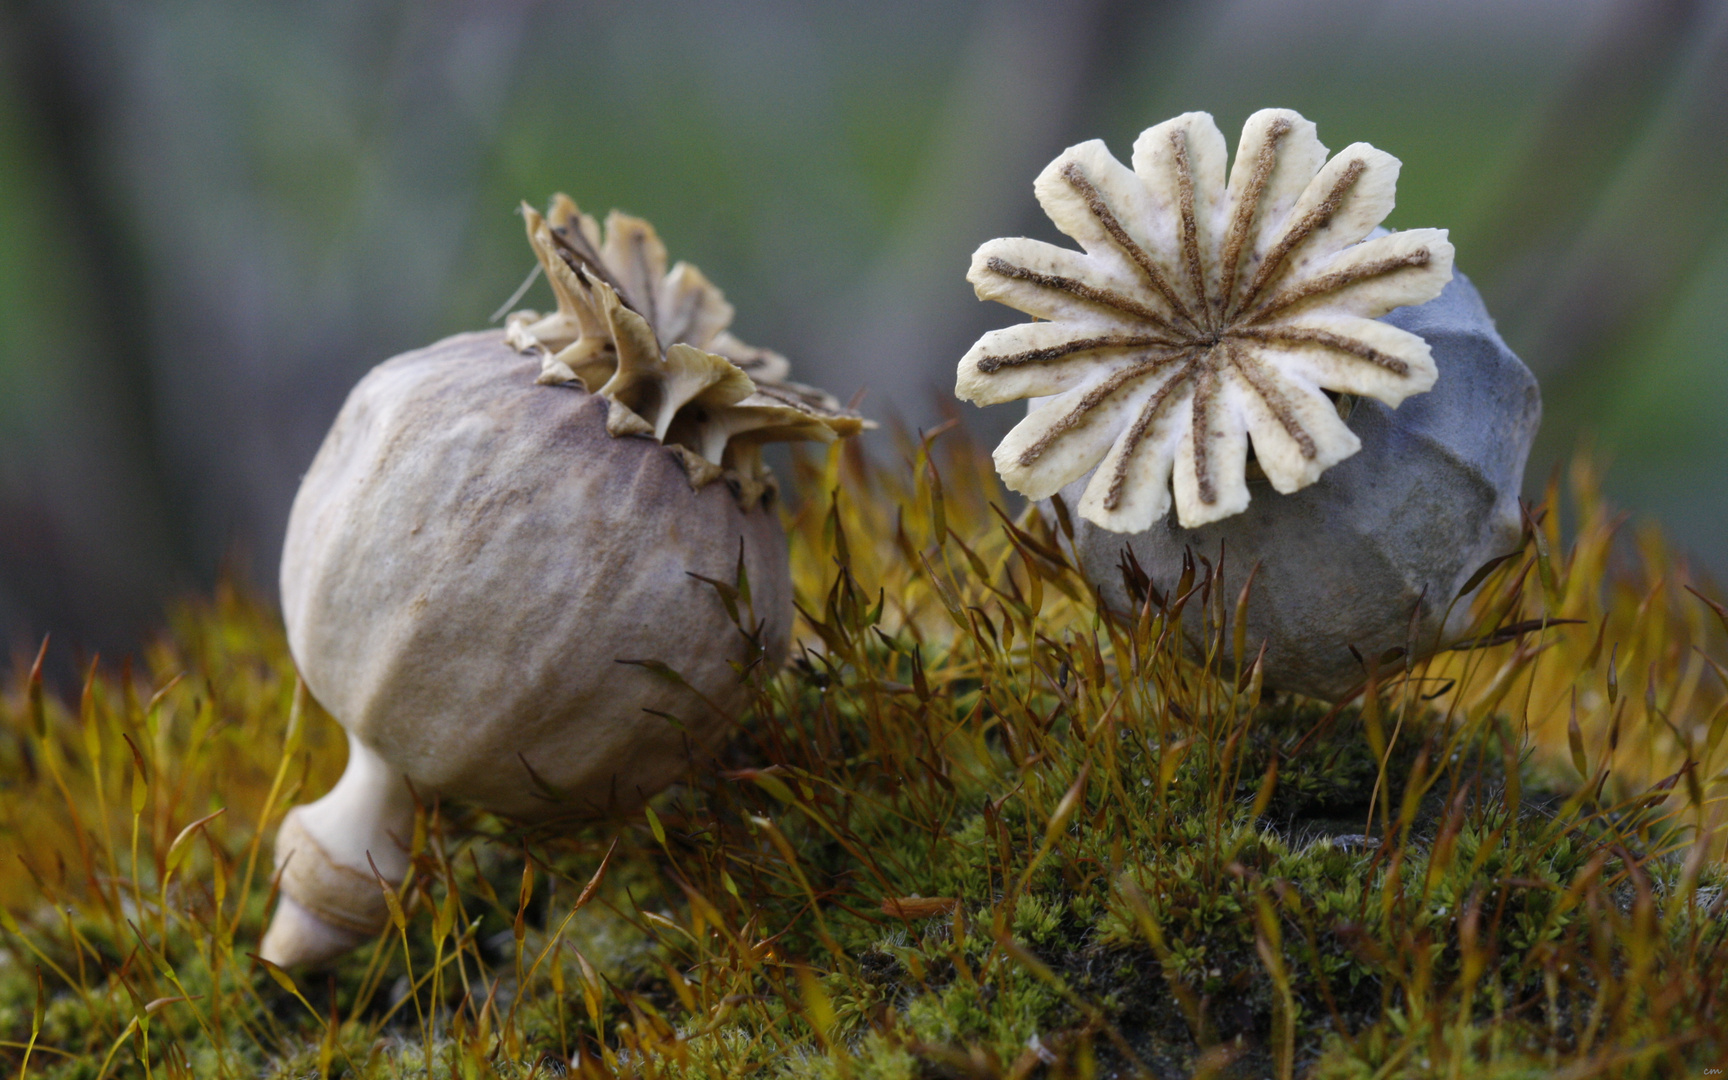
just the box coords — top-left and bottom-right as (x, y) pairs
(957, 110), (1537, 701)
(261, 198), (867, 968)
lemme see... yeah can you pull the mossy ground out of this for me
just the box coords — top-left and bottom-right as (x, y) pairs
(3, 430), (1728, 1078)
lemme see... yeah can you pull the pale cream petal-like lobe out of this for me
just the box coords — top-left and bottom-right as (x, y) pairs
(676, 395), (836, 466)
(505, 310), (541, 352)
(1034, 140), (1134, 253)
(546, 253), (607, 333)
(1129, 112), (1228, 311)
(604, 398), (655, 438)
(515, 206), (608, 351)
(969, 238), (1159, 326)
(1075, 382), (1190, 533)
(521, 204), (559, 276)
(745, 381), (871, 437)
(538, 337), (612, 390)
(1217, 109), (1327, 311)
(993, 370), (1159, 500)
(545, 260), (609, 343)
(546, 193), (602, 252)
(535, 356), (579, 385)
(957, 322), (1178, 405)
(1033, 140), (1189, 322)
(707, 332), (791, 384)
(1241, 313), (1437, 406)
(588, 275), (645, 349)
(661, 443), (726, 488)
(667, 344), (755, 420)
(594, 283), (670, 437)
(1252, 229), (1454, 322)
(1226, 353), (1360, 494)
(727, 405), (841, 449)
(739, 387), (853, 434)
(1172, 371), (1250, 527)
(601, 211), (670, 327)
(599, 303), (752, 443)
(538, 199), (620, 336)
(656, 262), (734, 348)
(1248, 144), (1402, 302)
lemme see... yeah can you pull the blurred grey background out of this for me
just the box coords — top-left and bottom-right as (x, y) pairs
(2, 0), (1726, 663)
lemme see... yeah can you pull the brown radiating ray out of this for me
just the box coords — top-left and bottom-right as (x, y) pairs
(978, 333), (1179, 373)
(630, 230), (659, 333)
(1169, 128), (1213, 332)
(984, 257), (1183, 331)
(1102, 359), (1199, 511)
(1228, 157), (1368, 321)
(1215, 116), (1293, 317)
(1188, 362), (1222, 505)
(1060, 163), (1200, 331)
(1244, 247), (1433, 325)
(1228, 324), (1412, 376)
(1227, 344), (1318, 459)
(1017, 350), (1195, 467)
(548, 220), (633, 315)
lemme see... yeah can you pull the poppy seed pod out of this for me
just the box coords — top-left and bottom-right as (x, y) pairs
(956, 108), (1538, 700)
(261, 197), (866, 968)
(1063, 271), (1539, 700)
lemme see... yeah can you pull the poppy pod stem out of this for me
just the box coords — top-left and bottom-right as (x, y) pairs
(259, 734), (414, 968)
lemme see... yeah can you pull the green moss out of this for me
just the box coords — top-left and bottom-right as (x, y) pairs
(3, 440), (1728, 1078)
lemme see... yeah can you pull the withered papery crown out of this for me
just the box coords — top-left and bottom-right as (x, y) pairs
(956, 109), (1455, 532)
(507, 195), (867, 505)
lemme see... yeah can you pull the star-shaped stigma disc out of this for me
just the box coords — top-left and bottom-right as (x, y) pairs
(957, 108), (1455, 531)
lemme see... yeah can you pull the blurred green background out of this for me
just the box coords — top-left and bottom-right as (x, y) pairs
(1, 0), (1725, 664)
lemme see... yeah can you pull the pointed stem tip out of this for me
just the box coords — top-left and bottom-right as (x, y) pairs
(258, 734), (416, 968)
(259, 893), (371, 969)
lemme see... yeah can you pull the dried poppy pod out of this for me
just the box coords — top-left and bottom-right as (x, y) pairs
(956, 109), (1539, 700)
(261, 196), (867, 968)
